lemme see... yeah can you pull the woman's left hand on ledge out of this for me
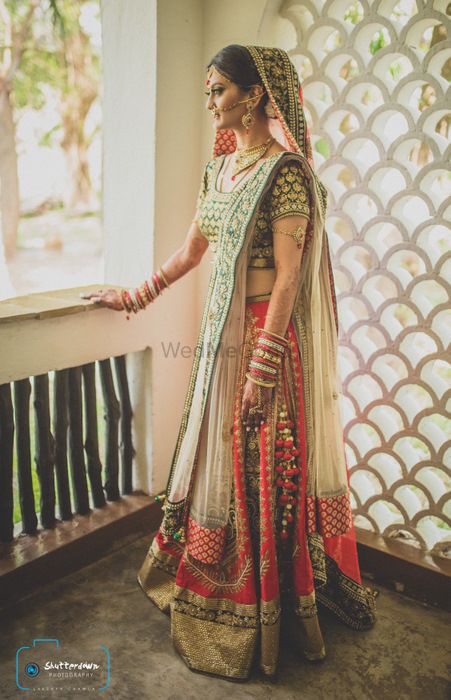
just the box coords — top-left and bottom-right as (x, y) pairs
(80, 289), (124, 311)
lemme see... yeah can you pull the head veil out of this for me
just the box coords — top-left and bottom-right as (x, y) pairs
(213, 46), (314, 167)
(164, 46), (352, 550)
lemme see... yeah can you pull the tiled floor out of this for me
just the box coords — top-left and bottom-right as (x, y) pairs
(1, 532), (449, 700)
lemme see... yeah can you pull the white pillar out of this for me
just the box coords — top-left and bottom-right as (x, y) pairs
(102, 0), (157, 286)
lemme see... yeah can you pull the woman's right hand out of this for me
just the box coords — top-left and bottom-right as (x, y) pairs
(80, 288), (125, 311)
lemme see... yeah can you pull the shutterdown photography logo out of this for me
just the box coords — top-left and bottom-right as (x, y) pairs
(16, 638), (110, 693)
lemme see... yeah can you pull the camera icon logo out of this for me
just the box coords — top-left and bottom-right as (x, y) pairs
(25, 663), (40, 678)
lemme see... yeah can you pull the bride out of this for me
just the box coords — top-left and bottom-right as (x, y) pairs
(86, 44), (376, 682)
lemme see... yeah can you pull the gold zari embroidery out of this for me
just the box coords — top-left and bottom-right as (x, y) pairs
(196, 158), (312, 267)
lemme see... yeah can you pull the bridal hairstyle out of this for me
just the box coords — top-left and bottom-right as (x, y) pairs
(207, 44), (269, 111)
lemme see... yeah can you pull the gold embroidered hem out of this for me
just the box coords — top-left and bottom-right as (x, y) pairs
(137, 539), (178, 615)
(137, 538), (286, 680)
(307, 532), (377, 631)
(170, 603), (258, 680)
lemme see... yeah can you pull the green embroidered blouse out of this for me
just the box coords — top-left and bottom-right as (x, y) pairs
(196, 154), (311, 268)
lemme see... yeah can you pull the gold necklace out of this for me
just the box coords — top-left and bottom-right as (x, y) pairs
(218, 156), (251, 192)
(232, 136), (275, 179)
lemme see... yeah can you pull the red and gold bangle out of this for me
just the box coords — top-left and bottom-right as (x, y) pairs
(125, 289), (136, 313)
(143, 280), (155, 303)
(152, 272), (164, 295)
(252, 352), (280, 370)
(121, 289), (133, 313)
(248, 328), (287, 385)
(158, 267), (170, 289)
(138, 281), (149, 304)
(245, 371), (275, 388)
(134, 287), (146, 309)
(121, 267), (171, 315)
(126, 289), (139, 314)
(259, 328), (288, 345)
(147, 277), (158, 301)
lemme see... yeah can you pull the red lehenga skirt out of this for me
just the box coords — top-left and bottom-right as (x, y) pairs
(137, 295), (376, 681)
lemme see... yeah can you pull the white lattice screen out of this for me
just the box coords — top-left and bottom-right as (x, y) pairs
(279, 0), (450, 556)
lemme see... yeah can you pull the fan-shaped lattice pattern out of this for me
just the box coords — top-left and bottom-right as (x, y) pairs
(281, 0), (450, 556)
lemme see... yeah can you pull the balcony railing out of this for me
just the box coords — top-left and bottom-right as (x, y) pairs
(0, 285), (163, 604)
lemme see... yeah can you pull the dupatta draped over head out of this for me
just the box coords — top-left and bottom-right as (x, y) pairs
(160, 46), (353, 552)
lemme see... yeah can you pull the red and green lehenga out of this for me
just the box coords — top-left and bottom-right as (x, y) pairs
(138, 297), (376, 680)
(137, 46), (376, 681)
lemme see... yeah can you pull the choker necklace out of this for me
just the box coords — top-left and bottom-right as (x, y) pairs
(232, 136), (275, 179)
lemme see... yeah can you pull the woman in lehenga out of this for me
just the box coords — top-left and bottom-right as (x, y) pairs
(88, 44), (376, 681)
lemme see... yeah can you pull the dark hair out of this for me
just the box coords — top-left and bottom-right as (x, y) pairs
(207, 44), (268, 108)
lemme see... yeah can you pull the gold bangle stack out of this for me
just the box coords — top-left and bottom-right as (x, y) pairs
(246, 327), (288, 388)
(121, 267), (170, 314)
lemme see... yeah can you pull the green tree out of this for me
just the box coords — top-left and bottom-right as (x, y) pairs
(0, 0), (37, 258)
(54, 1), (99, 210)
(0, 0), (99, 258)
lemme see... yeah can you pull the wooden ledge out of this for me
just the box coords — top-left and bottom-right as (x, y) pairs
(0, 491), (162, 608)
(0, 284), (124, 325)
(356, 527), (451, 610)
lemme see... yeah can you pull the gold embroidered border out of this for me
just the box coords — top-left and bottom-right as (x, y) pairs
(293, 591), (317, 619)
(259, 596), (281, 675)
(294, 616), (326, 661)
(171, 606), (258, 680)
(172, 584), (257, 619)
(293, 300), (315, 494)
(137, 545), (178, 614)
(308, 532), (377, 631)
(165, 264), (218, 496)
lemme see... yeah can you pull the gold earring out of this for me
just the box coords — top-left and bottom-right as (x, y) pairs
(242, 101), (255, 132)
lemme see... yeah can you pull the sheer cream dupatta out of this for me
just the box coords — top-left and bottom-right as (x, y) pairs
(165, 180), (258, 558)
